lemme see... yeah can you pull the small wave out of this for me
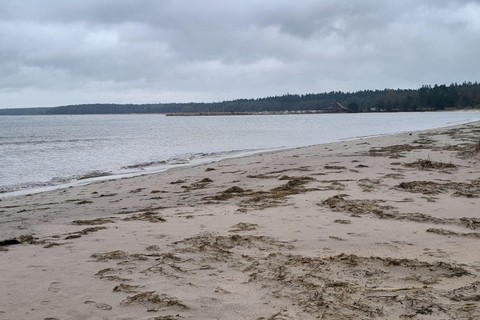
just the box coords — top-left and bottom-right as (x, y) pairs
(0, 138), (105, 147)
(76, 171), (113, 180)
(0, 148), (274, 196)
(122, 160), (167, 169)
(0, 171), (113, 195)
(120, 148), (269, 171)
(0, 181), (51, 194)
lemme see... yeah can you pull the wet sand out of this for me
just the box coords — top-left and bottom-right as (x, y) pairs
(1, 121), (480, 320)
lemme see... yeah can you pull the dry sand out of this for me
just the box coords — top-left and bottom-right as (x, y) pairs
(1, 121), (480, 320)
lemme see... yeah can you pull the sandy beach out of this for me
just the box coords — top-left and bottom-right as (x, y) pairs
(1, 121), (480, 320)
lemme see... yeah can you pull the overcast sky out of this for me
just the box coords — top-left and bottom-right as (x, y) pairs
(1, 1), (479, 108)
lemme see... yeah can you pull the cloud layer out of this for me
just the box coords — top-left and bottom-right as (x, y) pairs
(1, 0), (479, 108)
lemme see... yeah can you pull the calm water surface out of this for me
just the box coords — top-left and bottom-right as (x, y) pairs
(1, 111), (479, 197)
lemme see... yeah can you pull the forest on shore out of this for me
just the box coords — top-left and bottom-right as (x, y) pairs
(1, 81), (479, 115)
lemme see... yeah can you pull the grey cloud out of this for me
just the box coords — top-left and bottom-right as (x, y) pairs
(1, 0), (479, 108)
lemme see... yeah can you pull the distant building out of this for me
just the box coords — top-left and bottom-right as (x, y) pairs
(326, 101), (348, 113)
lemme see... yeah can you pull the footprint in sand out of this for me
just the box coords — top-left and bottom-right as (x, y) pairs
(84, 300), (113, 311)
(48, 282), (61, 292)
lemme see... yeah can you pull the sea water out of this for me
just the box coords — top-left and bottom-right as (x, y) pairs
(1, 111), (479, 197)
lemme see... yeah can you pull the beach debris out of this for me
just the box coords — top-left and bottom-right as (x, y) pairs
(91, 250), (148, 262)
(116, 205), (167, 215)
(76, 199), (93, 204)
(460, 217), (480, 230)
(320, 195), (464, 225)
(426, 228), (480, 238)
(397, 181), (446, 195)
(123, 211), (166, 223)
(43, 242), (65, 248)
(383, 173), (405, 179)
(367, 285), (432, 292)
(229, 222), (258, 232)
(413, 138), (436, 145)
(147, 315), (182, 320)
(444, 281), (480, 302)
(320, 194), (393, 217)
(357, 178), (381, 192)
(174, 233), (293, 257)
(270, 176), (314, 193)
(240, 252), (470, 318)
(355, 164), (369, 168)
(404, 158), (457, 170)
(151, 190), (167, 194)
(170, 179), (186, 184)
(121, 291), (188, 312)
(316, 179), (347, 191)
(225, 186), (245, 193)
(0, 234), (40, 247)
(72, 217), (115, 225)
(368, 144), (427, 158)
(0, 238), (21, 246)
(65, 226), (107, 239)
(207, 176), (315, 208)
(113, 283), (141, 293)
(397, 179), (480, 197)
(456, 137), (480, 158)
(183, 178), (213, 190)
(93, 192), (117, 197)
(333, 219), (351, 224)
(88, 221), (477, 319)
(256, 311), (291, 320)
(247, 173), (277, 179)
(95, 268), (132, 281)
(210, 187), (243, 201)
(324, 165), (346, 170)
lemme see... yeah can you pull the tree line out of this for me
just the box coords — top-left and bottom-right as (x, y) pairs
(1, 81), (479, 115)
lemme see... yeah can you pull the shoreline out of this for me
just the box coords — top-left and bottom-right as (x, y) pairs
(2, 116), (479, 199)
(1, 121), (480, 319)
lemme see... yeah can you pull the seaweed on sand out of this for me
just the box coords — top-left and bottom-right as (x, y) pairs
(396, 181), (447, 195)
(0, 234), (42, 247)
(207, 176), (315, 209)
(397, 180), (480, 197)
(183, 178), (213, 190)
(444, 281), (480, 302)
(320, 195), (454, 224)
(229, 222), (258, 232)
(0, 238), (21, 246)
(173, 233), (293, 258)
(426, 228), (480, 238)
(324, 165), (347, 170)
(404, 158), (457, 170)
(90, 250), (148, 262)
(368, 144), (426, 158)
(459, 137), (480, 158)
(242, 252), (470, 318)
(320, 194), (394, 218)
(357, 178), (381, 192)
(123, 211), (166, 223)
(241, 176), (316, 209)
(333, 219), (351, 224)
(65, 226), (107, 239)
(113, 283), (141, 293)
(121, 291), (188, 311)
(72, 217), (115, 225)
